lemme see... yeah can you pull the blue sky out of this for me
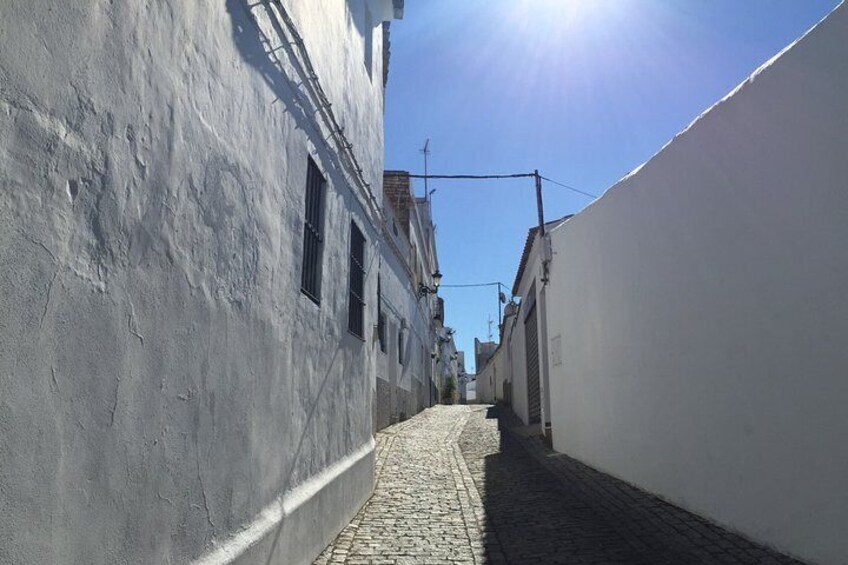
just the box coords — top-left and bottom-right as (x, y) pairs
(383, 0), (841, 372)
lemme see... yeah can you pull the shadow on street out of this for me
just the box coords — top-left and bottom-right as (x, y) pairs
(461, 406), (806, 565)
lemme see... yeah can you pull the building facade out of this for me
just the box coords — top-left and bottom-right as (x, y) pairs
(545, 6), (848, 562)
(480, 4), (848, 563)
(374, 171), (441, 429)
(0, 2), (412, 565)
(492, 216), (571, 427)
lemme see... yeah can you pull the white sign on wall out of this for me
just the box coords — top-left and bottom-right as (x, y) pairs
(551, 334), (562, 366)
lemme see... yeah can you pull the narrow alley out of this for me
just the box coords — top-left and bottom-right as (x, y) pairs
(316, 406), (805, 565)
(2, 2), (846, 564)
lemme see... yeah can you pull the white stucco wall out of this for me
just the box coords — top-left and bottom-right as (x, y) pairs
(476, 357), (494, 404)
(476, 346), (504, 405)
(546, 4), (848, 564)
(0, 1), (396, 564)
(375, 205), (437, 425)
(494, 344), (507, 401)
(507, 302), (530, 424)
(435, 329), (459, 401)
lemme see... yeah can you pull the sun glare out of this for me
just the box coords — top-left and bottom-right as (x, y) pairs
(510, 0), (600, 27)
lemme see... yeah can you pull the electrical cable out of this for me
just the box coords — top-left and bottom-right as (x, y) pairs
(409, 172), (598, 199)
(408, 173), (535, 180)
(540, 176), (598, 198)
(440, 282), (503, 288)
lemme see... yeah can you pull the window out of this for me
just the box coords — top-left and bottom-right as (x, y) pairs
(377, 275), (386, 353)
(398, 327), (404, 365)
(348, 221), (366, 338)
(300, 157), (325, 303)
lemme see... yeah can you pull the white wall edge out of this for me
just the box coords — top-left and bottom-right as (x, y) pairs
(190, 438), (376, 565)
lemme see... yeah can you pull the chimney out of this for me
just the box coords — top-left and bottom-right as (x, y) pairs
(383, 170), (413, 237)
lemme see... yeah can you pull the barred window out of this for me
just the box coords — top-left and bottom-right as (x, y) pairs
(398, 327), (404, 365)
(377, 275), (386, 353)
(300, 157), (325, 303)
(348, 221), (366, 339)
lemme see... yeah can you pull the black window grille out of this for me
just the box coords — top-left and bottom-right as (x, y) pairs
(377, 275), (386, 353)
(348, 221), (366, 338)
(398, 327), (404, 365)
(301, 157), (325, 303)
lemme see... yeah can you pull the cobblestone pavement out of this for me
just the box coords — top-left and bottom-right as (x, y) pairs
(315, 405), (806, 565)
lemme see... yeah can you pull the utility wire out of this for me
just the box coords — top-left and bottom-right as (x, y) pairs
(407, 172), (598, 199)
(408, 173), (535, 180)
(540, 176), (598, 199)
(440, 282), (503, 288)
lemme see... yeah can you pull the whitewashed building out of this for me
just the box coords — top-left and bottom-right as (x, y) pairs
(374, 171), (442, 428)
(497, 216), (571, 430)
(434, 314), (462, 403)
(498, 4), (848, 564)
(0, 2), (408, 565)
(475, 340), (506, 405)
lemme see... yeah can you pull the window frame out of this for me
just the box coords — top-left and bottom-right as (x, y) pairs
(398, 326), (404, 365)
(300, 157), (325, 304)
(347, 220), (367, 340)
(377, 275), (386, 353)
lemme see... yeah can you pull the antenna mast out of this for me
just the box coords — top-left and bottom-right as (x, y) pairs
(420, 138), (431, 201)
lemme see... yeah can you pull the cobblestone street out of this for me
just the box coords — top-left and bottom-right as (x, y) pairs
(315, 406), (806, 565)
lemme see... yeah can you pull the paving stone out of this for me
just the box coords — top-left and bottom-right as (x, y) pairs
(315, 405), (808, 565)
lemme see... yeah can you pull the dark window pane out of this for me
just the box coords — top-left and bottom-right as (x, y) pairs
(348, 221), (366, 338)
(398, 328), (404, 365)
(301, 157), (325, 303)
(377, 276), (386, 352)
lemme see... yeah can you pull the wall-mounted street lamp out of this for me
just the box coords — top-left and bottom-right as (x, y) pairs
(418, 270), (442, 297)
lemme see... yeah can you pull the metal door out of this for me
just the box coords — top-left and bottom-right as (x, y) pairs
(525, 303), (541, 424)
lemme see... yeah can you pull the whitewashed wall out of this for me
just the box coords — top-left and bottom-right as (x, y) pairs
(509, 236), (549, 426)
(0, 1), (396, 564)
(546, 4), (848, 564)
(496, 345), (507, 403)
(476, 345), (507, 405)
(506, 300), (530, 424)
(374, 203), (437, 429)
(435, 328), (460, 402)
(476, 353), (495, 404)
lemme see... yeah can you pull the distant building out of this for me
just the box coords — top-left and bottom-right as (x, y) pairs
(474, 337), (498, 372)
(376, 171), (442, 427)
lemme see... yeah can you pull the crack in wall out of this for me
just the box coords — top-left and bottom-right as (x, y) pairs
(50, 366), (60, 393)
(197, 456), (217, 535)
(39, 271), (58, 329)
(127, 301), (145, 346)
(109, 376), (121, 428)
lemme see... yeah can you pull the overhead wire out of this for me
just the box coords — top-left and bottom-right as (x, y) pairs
(408, 173), (599, 199)
(540, 175), (599, 199)
(440, 282), (503, 288)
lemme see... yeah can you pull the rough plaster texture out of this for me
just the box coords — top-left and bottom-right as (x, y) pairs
(0, 1), (396, 564)
(546, 4), (848, 563)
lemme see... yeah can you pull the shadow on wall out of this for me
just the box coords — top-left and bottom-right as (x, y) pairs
(211, 4), (369, 565)
(226, 0), (354, 208)
(463, 407), (808, 565)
